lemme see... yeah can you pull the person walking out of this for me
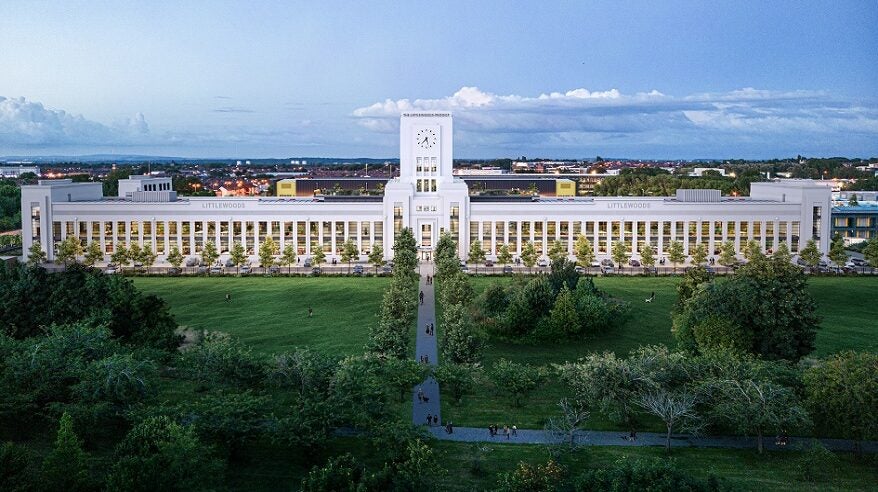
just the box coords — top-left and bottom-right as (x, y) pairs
(225, 293), (231, 303)
(308, 306), (313, 317)
(419, 290), (424, 304)
(503, 425), (510, 439)
(426, 413), (432, 426)
(511, 425), (517, 437)
(430, 323), (434, 335)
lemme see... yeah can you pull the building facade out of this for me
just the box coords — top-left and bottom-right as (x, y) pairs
(831, 205), (878, 244)
(21, 112), (831, 264)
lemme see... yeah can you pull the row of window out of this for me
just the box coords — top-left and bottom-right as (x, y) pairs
(52, 219), (384, 257)
(468, 219), (802, 256)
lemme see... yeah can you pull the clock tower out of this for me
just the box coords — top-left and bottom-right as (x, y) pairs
(383, 112), (469, 260)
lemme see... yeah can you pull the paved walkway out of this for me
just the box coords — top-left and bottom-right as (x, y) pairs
(412, 262), (441, 428)
(426, 426), (878, 453)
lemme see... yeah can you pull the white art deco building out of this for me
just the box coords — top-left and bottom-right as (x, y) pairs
(21, 112), (831, 264)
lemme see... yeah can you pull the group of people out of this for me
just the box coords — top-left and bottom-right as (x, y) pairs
(424, 323), (435, 336)
(425, 275), (433, 285)
(488, 424), (516, 439)
(425, 413), (439, 426)
(419, 355), (430, 364)
(416, 386), (430, 404)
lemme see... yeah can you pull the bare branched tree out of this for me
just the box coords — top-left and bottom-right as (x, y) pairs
(544, 398), (590, 456)
(636, 389), (698, 453)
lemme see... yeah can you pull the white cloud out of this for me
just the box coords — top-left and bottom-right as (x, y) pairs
(351, 86), (878, 151)
(0, 96), (150, 146)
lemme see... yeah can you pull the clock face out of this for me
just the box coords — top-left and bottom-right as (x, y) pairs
(416, 129), (437, 149)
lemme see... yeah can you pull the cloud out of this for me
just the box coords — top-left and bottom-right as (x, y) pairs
(352, 86), (878, 156)
(212, 106), (255, 113)
(0, 96), (150, 146)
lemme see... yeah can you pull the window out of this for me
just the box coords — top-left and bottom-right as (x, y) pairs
(812, 206), (822, 241)
(394, 202), (404, 238)
(421, 223), (432, 247)
(450, 202), (460, 244)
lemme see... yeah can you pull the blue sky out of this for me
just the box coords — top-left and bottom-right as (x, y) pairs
(0, 1), (876, 159)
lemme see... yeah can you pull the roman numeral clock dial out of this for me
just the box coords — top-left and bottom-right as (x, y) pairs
(416, 129), (437, 149)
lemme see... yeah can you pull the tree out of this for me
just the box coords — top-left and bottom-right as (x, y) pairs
(166, 245), (184, 270)
(42, 412), (91, 492)
(230, 241), (247, 273)
(743, 239), (762, 261)
(0, 441), (37, 492)
(547, 240), (567, 263)
(442, 303), (486, 364)
(129, 243), (144, 270)
(849, 193), (859, 206)
(713, 379), (810, 453)
(435, 231), (457, 264)
(636, 389), (698, 453)
(258, 236), (277, 270)
(718, 240), (738, 267)
(111, 242), (130, 272)
(520, 241), (537, 271)
(804, 351), (878, 452)
(639, 243), (655, 270)
(573, 235), (595, 268)
(392, 227), (418, 275)
(279, 244), (296, 274)
(468, 240), (486, 266)
(691, 243), (708, 266)
(368, 244), (385, 274)
(611, 240), (630, 269)
(382, 358), (429, 402)
(27, 243), (46, 266)
(799, 239), (821, 269)
(83, 241), (103, 267)
(828, 234), (848, 269)
(141, 245), (156, 272)
(544, 398), (590, 452)
(574, 457), (719, 491)
(433, 363), (479, 405)
(341, 239), (359, 274)
(181, 332), (266, 387)
(310, 242), (326, 267)
(863, 236), (878, 268)
(490, 359), (541, 407)
(544, 284), (580, 339)
(56, 236), (82, 266)
(674, 265), (713, 312)
(772, 242), (792, 264)
(497, 243), (512, 266)
(200, 241), (219, 269)
(106, 416), (224, 492)
(667, 240), (685, 272)
(496, 460), (564, 492)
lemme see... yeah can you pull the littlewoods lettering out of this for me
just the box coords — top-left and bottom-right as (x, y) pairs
(607, 202), (652, 209)
(201, 202), (246, 209)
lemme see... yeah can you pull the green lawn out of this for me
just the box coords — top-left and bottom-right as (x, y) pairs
(134, 276), (388, 356)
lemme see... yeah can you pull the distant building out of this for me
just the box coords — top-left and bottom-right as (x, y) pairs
(689, 167), (726, 177)
(832, 204), (878, 244)
(276, 179), (297, 197)
(0, 166), (40, 178)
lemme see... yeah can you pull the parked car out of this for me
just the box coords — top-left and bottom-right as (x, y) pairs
(574, 266), (585, 274)
(600, 259), (614, 267)
(209, 265), (222, 274)
(268, 265), (280, 274)
(460, 263), (469, 271)
(537, 258), (549, 267)
(225, 258), (235, 267)
(185, 257), (198, 267)
(851, 258), (867, 267)
(197, 266), (207, 274)
(353, 265), (364, 275)
(485, 259), (494, 267)
(168, 267), (182, 275)
(311, 266), (322, 275)
(104, 265), (117, 275)
(381, 265), (393, 274)
(502, 265), (513, 274)
(601, 266), (615, 275)
(303, 258), (312, 267)
(590, 260), (601, 268)
(628, 259), (641, 267)
(240, 265), (251, 274)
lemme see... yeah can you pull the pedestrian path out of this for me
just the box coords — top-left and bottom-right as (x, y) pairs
(412, 262), (441, 428)
(425, 426), (878, 453)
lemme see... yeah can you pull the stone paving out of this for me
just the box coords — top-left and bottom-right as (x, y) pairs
(412, 262), (441, 429)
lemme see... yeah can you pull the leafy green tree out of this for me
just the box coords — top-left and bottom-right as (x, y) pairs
(106, 416), (224, 492)
(667, 240), (685, 272)
(497, 243), (512, 266)
(772, 241), (792, 264)
(433, 363), (480, 405)
(0, 441), (37, 492)
(200, 241), (219, 269)
(439, 271), (474, 307)
(341, 239), (359, 274)
(468, 240), (486, 266)
(166, 390), (270, 456)
(181, 332), (266, 387)
(691, 243), (708, 266)
(713, 379), (810, 453)
(42, 412), (91, 492)
(848, 193), (859, 206)
(442, 303), (486, 364)
(490, 358), (541, 407)
(639, 243), (656, 270)
(545, 284), (580, 338)
(27, 243), (46, 266)
(382, 357), (430, 402)
(611, 240), (630, 268)
(280, 244), (296, 274)
(496, 459), (564, 492)
(229, 241), (247, 272)
(166, 245), (184, 270)
(141, 245), (156, 272)
(435, 231), (457, 264)
(828, 233), (848, 268)
(300, 454), (369, 492)
(83, 241), (103, 267)
(743, 239), (762, 261)
(718, 240), (738, 267)
(547, 239), (567, 263)
(574, 457), (719, 491)
(558, 353), (643, 435)
(520, 241), (537, 271)
(258, 236), (277, 270)
(863, 236), (878, 268)
(56, 236), (83, 266)
(310, 242), (326, 267)
(547, 258), (579, 295)
(674, 265), (713, 312)
(502, 276), (554, 338)
(392, 227), (418, 275)
(804, 351), (878, 452)
(799, 239), (822, 269)
(73, 354), (157, 413)
(573, 235), (595, 268)
(110, 242), (130, 272)
(128, 243), (143, 269)
(368, 243), (385, 274)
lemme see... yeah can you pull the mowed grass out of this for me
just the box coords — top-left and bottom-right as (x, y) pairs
(441, 275), (878, 428)
(133, 276), (388, 356)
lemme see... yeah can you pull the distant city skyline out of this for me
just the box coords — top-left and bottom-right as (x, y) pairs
(1, 1), (876, 159)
